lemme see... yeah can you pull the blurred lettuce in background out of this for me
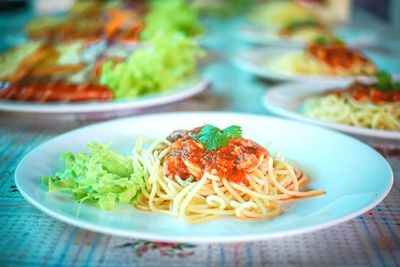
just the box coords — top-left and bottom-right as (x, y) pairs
(99, 0), (205, 99)
(193, 0), (252, 18)
(140, 0), (203, 40)
(100, 32), (204, 99)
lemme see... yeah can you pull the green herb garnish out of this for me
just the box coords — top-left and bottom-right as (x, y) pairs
(140, 0), (203, 40)
(313, 35), (344, 46)
(285, 18), (319, 31)
(223, 125), (243, 139)
(196, 125), (243, 151)
(375, 71), (399, 92)
(375, 71), (392, 92)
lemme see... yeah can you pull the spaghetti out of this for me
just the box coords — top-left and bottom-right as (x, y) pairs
(133, 127), (324, 223)
(303, 83), (400, 131)
(266, 43), (376, 77)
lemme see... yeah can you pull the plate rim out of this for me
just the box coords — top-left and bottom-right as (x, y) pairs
(0, 79), (209, 114)
(263, 82), (400, 140)
(15, 111), (394, 243)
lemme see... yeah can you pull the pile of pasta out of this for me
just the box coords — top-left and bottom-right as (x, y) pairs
(266, 42), (377, 77)
(303, 83), (400, 131)
(133, 134), (323, 223)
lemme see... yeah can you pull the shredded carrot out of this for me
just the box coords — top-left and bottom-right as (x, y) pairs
(104, 9), (131, 38)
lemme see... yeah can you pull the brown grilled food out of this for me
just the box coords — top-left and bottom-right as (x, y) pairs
(0, 82), (113, 102)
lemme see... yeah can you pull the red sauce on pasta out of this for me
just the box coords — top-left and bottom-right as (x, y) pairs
(307, 44), (372, 69)
(165, 137), (267, 185)
(330, 82), (400, 103)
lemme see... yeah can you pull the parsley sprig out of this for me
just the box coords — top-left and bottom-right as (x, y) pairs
(196, 125), (243, 151)
(313, 35), (344, 46)
(375, 71), (400, 92)
(285, 18), (319, 31)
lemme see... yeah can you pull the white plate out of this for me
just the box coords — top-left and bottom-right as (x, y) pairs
(0, 78), (208, 114)
(15, 112), (393, 243)
(263, 81), (400, 142)
(234, 48), (398, 82)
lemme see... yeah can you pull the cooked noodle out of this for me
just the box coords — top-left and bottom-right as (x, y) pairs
(266, 51), (376, 76)
(133, 138), (324, 223)
(304, 93), (400, 131)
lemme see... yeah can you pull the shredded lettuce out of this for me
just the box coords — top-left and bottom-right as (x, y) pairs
(100, 32), (204, 99)
(99, 0), (204, 99)
(42, 142), (145, 210)
(140, 0), (203, 40)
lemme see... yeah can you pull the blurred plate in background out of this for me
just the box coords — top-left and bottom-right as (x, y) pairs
(263, 81), (400, 144)
(0, 78), (209, 114)
(234, 47), (400, 82)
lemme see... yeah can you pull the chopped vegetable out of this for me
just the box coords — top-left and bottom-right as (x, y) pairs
(140, 0), (203, 40)
(375, 71), (400, 92)
(375, 71), (392, 92)
(223, 125), (243, 139)
(100, 32), (204, 99)
(285, 18), (319, 31)
(313, 35), (343, 46)
(194, 0), (249, 17)
(42, 142), (145, 210)
(196, 125), (243, 151)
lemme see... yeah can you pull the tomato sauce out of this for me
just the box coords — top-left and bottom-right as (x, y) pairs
(165, 136), (267, 185)
(307, 44), (371, 69)
(330, 82), (400, 103)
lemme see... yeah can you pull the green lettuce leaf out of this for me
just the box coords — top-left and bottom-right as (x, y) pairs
(100, 32), (204, 99)
(140, 0), (203, 40)
(42, 142), (145, 210)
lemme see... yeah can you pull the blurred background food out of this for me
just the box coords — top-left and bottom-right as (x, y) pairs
(264, 36), (377, 77)
(249, 0), (322, 28)
(0, 0), (398, 112)
(0, 0), (204, 103)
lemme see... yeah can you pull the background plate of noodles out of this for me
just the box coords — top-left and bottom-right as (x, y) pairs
(234, 47), (400, 82)
(15, 112), (392, 243)
(263, 81), (400, 143)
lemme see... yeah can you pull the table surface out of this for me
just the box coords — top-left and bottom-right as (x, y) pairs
(1, 7), (400, 267)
